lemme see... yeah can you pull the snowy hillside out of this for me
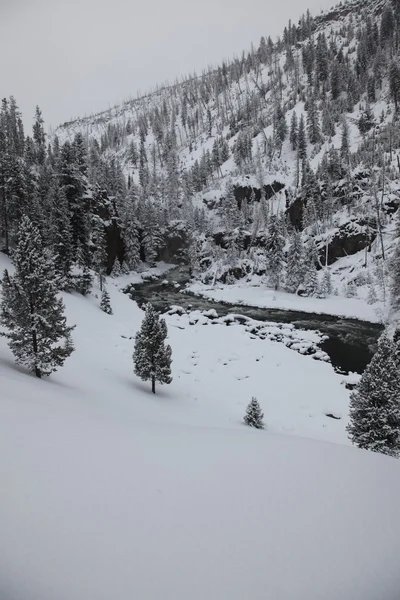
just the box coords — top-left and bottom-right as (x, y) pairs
(1, 252), (400, 600)
(2, 0), (400, 597)
(53, 0), (400, 322)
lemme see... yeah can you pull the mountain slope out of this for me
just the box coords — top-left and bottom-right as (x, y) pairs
(54, 0), (400, 322)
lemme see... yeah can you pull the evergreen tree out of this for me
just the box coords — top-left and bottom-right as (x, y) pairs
(244, 397), (265, 429)
(266, 215), (285, 291)
(320, 267), (332, 297)
(75, 241), (93, 296)
(91, 217), (108, 291)
(290, 111), (298, 150)
(307, 96), (321, 145)
(133, 303), (172, 394)
(303, 258), (319, 296)
(297, 114), (307, 159)
(100, 287), (113, 315)
(347, 333), (400, 457)
(142, 200), (161, 266)
(111, 257), (122, 278)
(49, 184), (74, 290)
(285, 231), (305, 293)
(0, 216), (74, 377)
(340, 118), (350, 163)
(122, 195), (141, 271)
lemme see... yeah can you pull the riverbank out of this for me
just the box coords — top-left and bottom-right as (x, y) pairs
(188, 277), (385, 324)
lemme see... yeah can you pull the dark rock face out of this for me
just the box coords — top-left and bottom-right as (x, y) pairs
(219, 263), (252, 283)
(287, 197), (304, 229)
(233, 181), (285, 208)
(158, 221), (190, 264)
(315, 220), (377, 266)
(204, 181), (285, 211)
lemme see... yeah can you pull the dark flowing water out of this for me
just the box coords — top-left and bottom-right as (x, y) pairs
(124, 267), (383, 375)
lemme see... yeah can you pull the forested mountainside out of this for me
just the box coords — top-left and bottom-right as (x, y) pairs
(2, 0), (400, 310)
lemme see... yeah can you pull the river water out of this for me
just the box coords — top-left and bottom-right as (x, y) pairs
(124, 267), (383, 375)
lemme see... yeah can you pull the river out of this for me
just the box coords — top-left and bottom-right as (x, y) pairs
(124, 267), (383, 375)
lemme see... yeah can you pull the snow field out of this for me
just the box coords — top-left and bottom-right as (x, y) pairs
(0, 256), (400, 599)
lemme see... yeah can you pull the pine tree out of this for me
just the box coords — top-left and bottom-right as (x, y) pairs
(123, 209), (141, 271)
(320, 267), (332, 297)
(307, 96), (321, 145)
(290, 111), (298, 150)
(100, 287), (113, 315)
(75, 241), (93, 296)
(303, 259), (319, 296)
(91, 217), (108, 291)
(133, 303), (172, 394)
(340, 118), (350, 163)
(297, 114), (307, 159)
(266, 215), (285, 291)
(0, 216), (74, 378)
(142, 200), (161, 266)
(285, 231), (305, 293)
(347, 333), (400, 457)
(244, 397), (265, 429)
(50, 184), (74, 290)
(111, 257), (122, 278)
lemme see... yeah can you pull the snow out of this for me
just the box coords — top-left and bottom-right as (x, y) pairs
(1, 254), (400, 599)
(188, 277), (383, 323)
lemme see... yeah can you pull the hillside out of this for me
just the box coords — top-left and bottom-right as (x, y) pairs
(0, 252), (399, 600)
(53, 0), (400, 321)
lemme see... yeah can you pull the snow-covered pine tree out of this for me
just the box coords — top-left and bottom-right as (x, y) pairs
(347, 333), (400, 457)
(74, 240), (93, 296)
(111, 257), (122, 278)
(123, 208), (141, 271)
(46, 181), (74, 290)
(244, 397), (265, 429)
(290, 111), (298, 150)
(142, 200), (161, 266)
(133, 303), (172, 394)
(266, 215), (285, 291)
(303, 259), (319, 296)
(285, 231), (305, 293)
(100, 287), (113, 315)
(0, 216), (75, 378)
(320, 267), (332, 297)
(91, 217), (108, 291)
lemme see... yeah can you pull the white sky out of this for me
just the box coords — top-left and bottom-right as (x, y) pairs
(0, 0), (336, 130)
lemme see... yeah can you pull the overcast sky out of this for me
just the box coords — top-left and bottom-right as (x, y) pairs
(1, 0), (336, 131)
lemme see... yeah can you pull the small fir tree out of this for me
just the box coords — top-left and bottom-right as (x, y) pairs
(111, 258), (122, 278)
(347, 333), (400, 457)
(133, 303), (172, 394)
(0, 216), (75, 378)
(244, 397), (265, 429)
(100, 287), (113, 315)
(320, 268), (333, 297)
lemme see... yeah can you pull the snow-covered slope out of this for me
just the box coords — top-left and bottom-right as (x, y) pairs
(53, 0), (400, 323)
(1, 254), (400, 599)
